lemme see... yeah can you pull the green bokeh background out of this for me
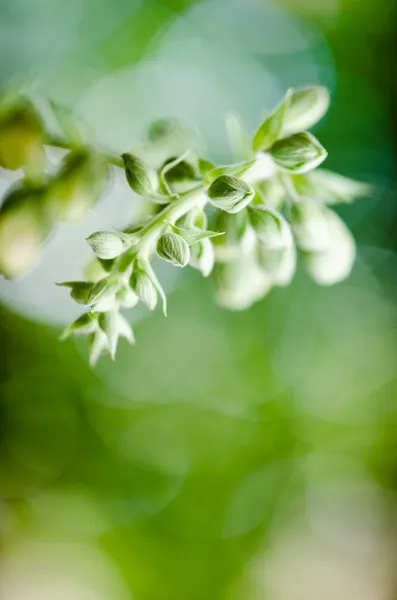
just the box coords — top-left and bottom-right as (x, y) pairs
(0, 1), (396, 598)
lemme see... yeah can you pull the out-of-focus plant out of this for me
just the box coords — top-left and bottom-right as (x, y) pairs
(0, 85), (371, 364)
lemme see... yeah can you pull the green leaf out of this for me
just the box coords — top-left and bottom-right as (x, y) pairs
(60, 312), (98, 340)
(253, 88), (293, 152)
(86, 278), (119, 308)
(269, 132), (327, 174)
(166, 222), (224, 246)
(56, 281), (93, 305)
(205, 159), (256, 184)
(198, 158), (215, 175)
(157, 232), (190, 267)
(208, 175), (255, 214)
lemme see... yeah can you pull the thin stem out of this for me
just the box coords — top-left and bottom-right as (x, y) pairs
(138, 184), (207, 252)
(47, 135), (124, 168)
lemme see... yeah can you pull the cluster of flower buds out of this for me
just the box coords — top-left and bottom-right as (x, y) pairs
(1, 84), (371, 364)
(0, 89), (109, 277)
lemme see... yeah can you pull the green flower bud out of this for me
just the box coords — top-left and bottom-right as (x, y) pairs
(281, 86), (330, 137)
(208, 175), (255, 214)
(46, 149), (108, 222)
(60, 312), (98, 340)
(189, 238), (214, 277)
(303, 210), (356, 285)
(157, 232), (190, 267)
(0, 103), (44, 172)
(269, 132), (327, 174)
(0, 185), (51, 278)
(129, 263), (158, 310)
(86, 231), (124, 260)
(213, 257), (271, 311)
(249, 207), (292, 249)
(290, 201), (331, 251)
(122, 153), (158, 196)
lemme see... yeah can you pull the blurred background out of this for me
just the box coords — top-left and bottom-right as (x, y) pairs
(0, 0), (396, 598)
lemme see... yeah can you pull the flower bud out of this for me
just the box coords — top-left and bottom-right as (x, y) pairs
(0, 103), (44, 172)
(122, 153), (158, 196)
(0, 185), (51, 278)
(86, 231), (124, 260)
(208, 175), (255, 214)
(129, 263), (158, 310)
(290, 201), (331, 251)
(157, 231), (190, 267)
(46, 149), (108, 221)
(303, 210), (356, 285)
(269, 132), (327, 174)
(189, 238), (214, 277)
(249, 207), (292, 249)
(213, 257), (272, 311)
(281, 86), (330, 137)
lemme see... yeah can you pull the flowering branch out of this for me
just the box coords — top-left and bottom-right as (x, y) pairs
(0, 85), (372, 365)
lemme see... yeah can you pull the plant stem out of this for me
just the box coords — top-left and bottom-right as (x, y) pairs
(47, 135), (124, 168)
(138, 184), (207, 252)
